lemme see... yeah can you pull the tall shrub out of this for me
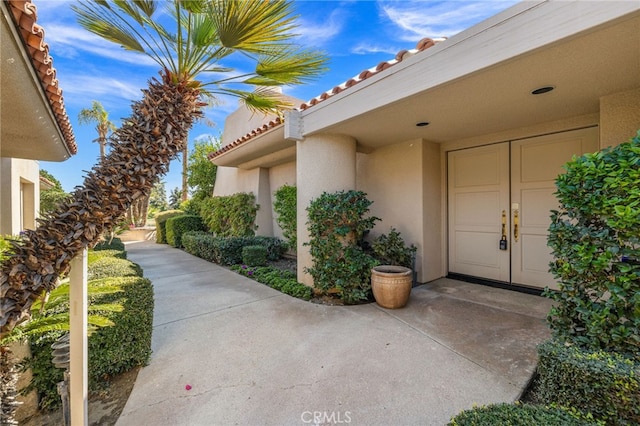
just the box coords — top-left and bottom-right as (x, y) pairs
(306, 190), (379, 304)
(154, 209), (184, 244)
(201, 193), (259, 237)
(273, 185), (297, 250)
(165, 214), (205, 248)
(546, 130), (640, 358)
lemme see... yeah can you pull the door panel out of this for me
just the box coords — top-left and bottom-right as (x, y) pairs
(448, 127), (599, 290)
(511, 128), (599, 288)
(448, 143), (509, 282)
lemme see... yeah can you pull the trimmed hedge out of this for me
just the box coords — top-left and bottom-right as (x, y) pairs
(88, 249), (126, 264)
(536, 339), (640, 425)
(88, 277), (154, 383)
(242, 245), (267, 267)
(182, 232), (286, 265)
(93, 237), (125, 252)
(165, 214), (205, 248)
(88, 257), (143, 280)
(200, 193), (258, 237)
(448, 403), (597, 426)
(25, 276), (154, 410)
(232, 265), (312, 301)
(154, 209), (184, 244)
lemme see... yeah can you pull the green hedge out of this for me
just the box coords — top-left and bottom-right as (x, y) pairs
(242, 245), (267, 267)
(165, 214), (205, 248)
(88, 249), (126, 264)
(182, 232), (286, 265)
(93, 237), (125, 252)
(536, 339), (640, 425)
(232, 265), (312, 301)
(88, 277), (154, 383)
(88, 257), (143, 280)
(449, 403), (597, 426)
(154, 209), (184, 244)
(25, 276), (154, 410)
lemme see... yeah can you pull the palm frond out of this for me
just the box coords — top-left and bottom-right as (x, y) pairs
(255, 48), (329, 85)
(214, 87), (293, 114)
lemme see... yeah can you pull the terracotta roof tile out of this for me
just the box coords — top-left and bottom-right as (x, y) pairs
(7, 0), (77, 155)
(209, 37), (445, 160)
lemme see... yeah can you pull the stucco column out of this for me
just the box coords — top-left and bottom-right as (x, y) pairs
(296, 134), (357, 286)
(599, 88), (640, 148)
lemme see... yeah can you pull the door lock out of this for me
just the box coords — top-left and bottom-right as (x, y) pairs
(500, 210), (508, 250)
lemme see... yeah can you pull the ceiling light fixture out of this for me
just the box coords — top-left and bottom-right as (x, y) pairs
(531, 86), (555, 95)
(416, 122), (430, 127)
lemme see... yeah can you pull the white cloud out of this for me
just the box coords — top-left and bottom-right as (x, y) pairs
(294, 8), (347, 48)
(60, 74), (144, 105)
(378, 0), (519, 41)
(351, 42), (400, 56)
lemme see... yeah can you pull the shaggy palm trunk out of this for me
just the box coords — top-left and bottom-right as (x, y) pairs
(0, 347), (20, 425)
(0, 71), (202, 337)
(182, 146), (188, 202)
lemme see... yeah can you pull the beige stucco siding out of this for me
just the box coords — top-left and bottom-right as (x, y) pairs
(600, 87), (640, 148)
(0, 158), (40, 235)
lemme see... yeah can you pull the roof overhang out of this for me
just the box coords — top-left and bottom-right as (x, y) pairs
(300, 0), (640, 147)
(212, 124), (295, 169)
(1, 1), (72, 161)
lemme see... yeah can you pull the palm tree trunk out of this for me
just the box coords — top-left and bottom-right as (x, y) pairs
(99, 137), (106, 162)
(182, 146), (188, 202)
(0, 71), (203, 337)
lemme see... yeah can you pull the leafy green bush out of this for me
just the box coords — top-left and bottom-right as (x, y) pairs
(273, 184), (297, 250)
(88, 277), (154, 384)
(154, 209), (184, 244)
(242, 245), (267, 267)
(182, 231), (218, 262)
(165, 214), (205, 248)
(449, 402), (598, 426)
(547, 130), (640, 357)
(250, 236), (287, 261)
(88, 249), (126, 264)
(93, 237), (125, 252)
(535, 339), (640, 425)
(232, 265), (312, 300)
(24, 276), (154, 410)
(371, 227), (416, 268)
(200, 193), (258, 237)
(306, 190), (379, 304)
(88, 257), (143, 280)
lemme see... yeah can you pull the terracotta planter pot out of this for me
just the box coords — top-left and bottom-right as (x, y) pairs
(371, 265), (412, 309)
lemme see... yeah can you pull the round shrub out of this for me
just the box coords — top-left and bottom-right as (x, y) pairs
(93, 237), (125, 252)
(449, 403), (596, 426)
(88, 249), (126, 264)
(154, 209), (184, 244)
(165, 214), (205, 248)
(88, 257), (143, 280)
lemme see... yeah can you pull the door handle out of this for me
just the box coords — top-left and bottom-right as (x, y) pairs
(513, 209), (519, 242)
(500, 210), (508, 250)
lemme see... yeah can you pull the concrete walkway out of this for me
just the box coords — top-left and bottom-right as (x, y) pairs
(116, 241), (552, 426)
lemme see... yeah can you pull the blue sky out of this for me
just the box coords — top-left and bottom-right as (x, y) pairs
(37, 0), (518, 194)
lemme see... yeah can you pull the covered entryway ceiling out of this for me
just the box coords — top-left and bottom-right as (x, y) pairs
(306, 10), (640, 149)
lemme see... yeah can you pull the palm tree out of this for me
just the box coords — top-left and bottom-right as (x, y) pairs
(77, 100), (117, 162)
(0, 0), (327, 337)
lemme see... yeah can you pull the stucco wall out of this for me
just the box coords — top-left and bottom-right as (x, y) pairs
(0, 158), (39, 234)
(357, 139), (440, 283)
(600, 87), (640, 148)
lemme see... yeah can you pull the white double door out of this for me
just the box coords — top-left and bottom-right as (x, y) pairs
(447, 128), (598, 290)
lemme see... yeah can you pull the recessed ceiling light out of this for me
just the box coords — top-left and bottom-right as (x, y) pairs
(531, 86), (555, 95)
(416, 122), (430, 127)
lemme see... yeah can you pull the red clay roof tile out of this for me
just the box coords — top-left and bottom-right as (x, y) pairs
(7, 0), (77, 155)
(208, 37), (445, 161)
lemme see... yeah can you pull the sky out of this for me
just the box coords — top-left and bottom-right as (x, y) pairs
(36, 0), (519, 194)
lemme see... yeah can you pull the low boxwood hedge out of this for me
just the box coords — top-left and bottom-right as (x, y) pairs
(166, 214), (205, 248)
(24, 276), (154, 410)
(182, 232), (286, 265)
(88, 249), (126, 264)
(232, 265), (312, 301)
(242, 245), (267, 267)
(88, 257), (143, 280)
(154, 209), (184, 244)
(448, 403), (598, 425)
(536, 339), (640, 425)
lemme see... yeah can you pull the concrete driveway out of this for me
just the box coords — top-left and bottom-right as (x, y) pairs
(116, 241), (551, 426)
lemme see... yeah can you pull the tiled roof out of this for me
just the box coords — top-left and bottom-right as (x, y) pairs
(209, 37), (444, 160)
(7, 0), (77, 155)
